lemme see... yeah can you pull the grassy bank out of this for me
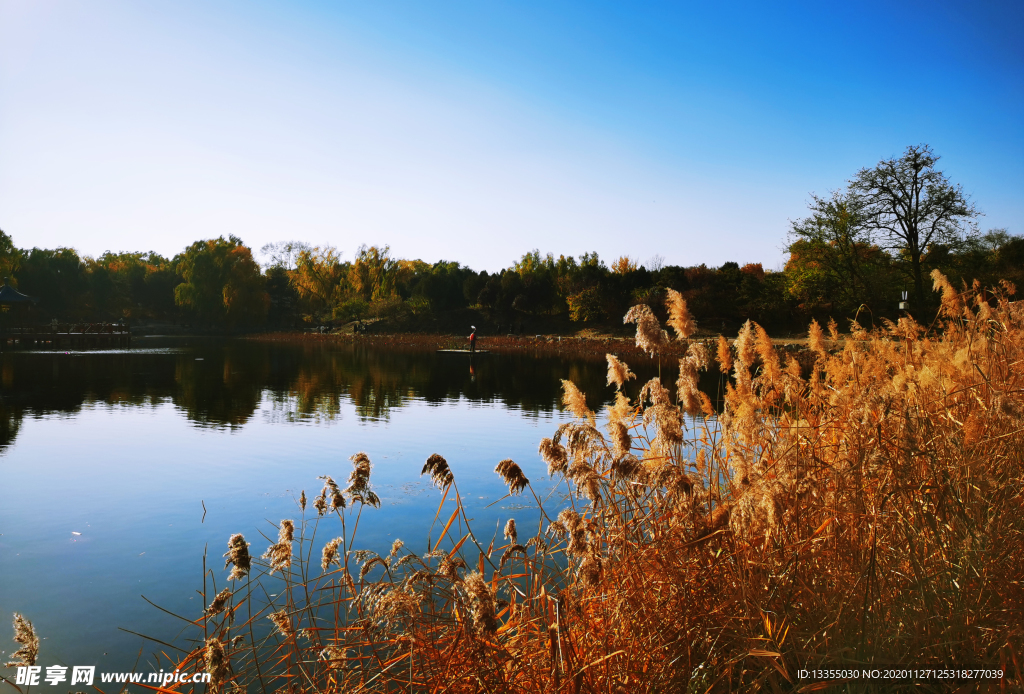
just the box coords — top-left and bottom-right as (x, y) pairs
(251, 330), (818, 369)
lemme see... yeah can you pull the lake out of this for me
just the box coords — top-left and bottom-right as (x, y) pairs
(0, 337), (679, 676)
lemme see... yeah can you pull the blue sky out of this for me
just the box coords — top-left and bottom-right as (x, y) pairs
(1, 0), (1021, 271)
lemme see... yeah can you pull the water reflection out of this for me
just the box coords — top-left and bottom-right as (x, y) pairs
(0, 339), (687, 450)
(0, 338), (725, 673)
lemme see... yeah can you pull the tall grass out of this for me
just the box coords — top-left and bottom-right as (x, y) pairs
(142, 273), (1024, 691)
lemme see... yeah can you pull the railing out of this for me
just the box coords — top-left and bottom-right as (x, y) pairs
(5, 323), (131, 335)
(0, 323), (131, 349)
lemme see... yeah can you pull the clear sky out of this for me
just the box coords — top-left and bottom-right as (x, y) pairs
(1, 0), (1021, 272)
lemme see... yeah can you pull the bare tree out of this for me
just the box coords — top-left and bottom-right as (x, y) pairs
(850, 145), (979, 309)
(260, 241), (311, 270)
(644, 254), (665, 272)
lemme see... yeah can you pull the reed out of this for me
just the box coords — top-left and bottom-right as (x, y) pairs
(126, 274), (1024, 691)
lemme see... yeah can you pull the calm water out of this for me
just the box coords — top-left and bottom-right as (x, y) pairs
(0, 338), (678, 674)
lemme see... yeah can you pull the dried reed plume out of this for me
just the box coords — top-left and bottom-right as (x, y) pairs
(358, 556), (389, 583)
(347, 453), (380, 507)
(268, 609), (294, 638)
(678, 342), (710, 416)
(495, 459), (529, 495)
(827, 316), (839, 340)
(753, 322), (781, 385)
(932, 268), (963, 316)
(313, 487), (328, 516)
(205, 588), (233, 618)
(608, 420), (631, 457)
(610, 453), (641, 479)
(538, 437), (568, 475)
(503, 518), (518, 544)
(422, 453), (454, 489)
(299, 490), (306, 512)
(624, 303), (668, 356)
(716, 334), (732, 374)
(204, 636), (230, 687)
(389, 539), (404, 558)
(464, 572), (497, 635)
(317, 475), (345, 512)
(437, 554), (466, 582)
(347, 453), (370, 494)
(734, 320), (756, 369)
(808, 318), (826, 357)
(605, 354), (636, 390)
(262, 519), (294, 575)
(321, 537), (342, 572)
(499, 544), (527, 570)
(665, 289), (697, 339)
(5, 613), (39, 667)
(224, 534), (251, 581)
(561, 379), (594, 424)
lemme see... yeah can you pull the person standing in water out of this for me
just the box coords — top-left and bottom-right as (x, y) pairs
(469, 326), (477, 353)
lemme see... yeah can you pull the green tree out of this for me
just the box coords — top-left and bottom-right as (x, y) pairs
(0, 229), (20, 282)
(566, 286), (605, 322)
(265, 266), (300, 326)
(411, 261), (473, 312)
(850, 145), (979, 310)
(174, 236), (269, 327)
(785, 192), (897, 317)
(952, 228), (1024, 291)
(788, 192), (872, 305)
(15, 247), (88, 319)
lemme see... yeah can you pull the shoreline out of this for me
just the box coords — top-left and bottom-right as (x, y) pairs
(248, 330), (816, 363)
(251, 330), (693, 360)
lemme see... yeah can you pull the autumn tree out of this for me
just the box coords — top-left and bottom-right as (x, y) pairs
(611, 255), (639, 274)
(850, 145), (979, 310)
(174, 236), (269, 327)
(89, 251), (179, 320)
(350, 245), (402, 301)
(292, 246), (348, 321)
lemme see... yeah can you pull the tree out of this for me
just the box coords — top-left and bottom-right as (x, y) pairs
(174, 236), (269, 327)
(350, 245), (401, 301)
(786, 191), (896, 316)
(850, 145), (979, 310)
(89, 251), (179, 320)
(15, 247), (88, 319)
(0, 229), (20, 281)
(293, 245), (348, 321)
(260, 241), (311, 271)
(566, 286), (605, 322)
(611, 255), (638, 274)
(955, 228), (1024, 291)
(265, 265), (300, 326)
(788, 192), (870, 303)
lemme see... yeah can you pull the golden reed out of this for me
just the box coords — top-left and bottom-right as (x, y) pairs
(14, 274), (1011, 692)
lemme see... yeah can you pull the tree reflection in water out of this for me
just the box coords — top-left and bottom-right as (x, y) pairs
(0, 339), (708, 451)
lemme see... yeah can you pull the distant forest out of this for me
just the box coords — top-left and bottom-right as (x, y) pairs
(2, 146), (1021, 334)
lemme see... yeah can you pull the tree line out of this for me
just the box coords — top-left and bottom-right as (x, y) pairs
(2, 145), (1020, 333)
